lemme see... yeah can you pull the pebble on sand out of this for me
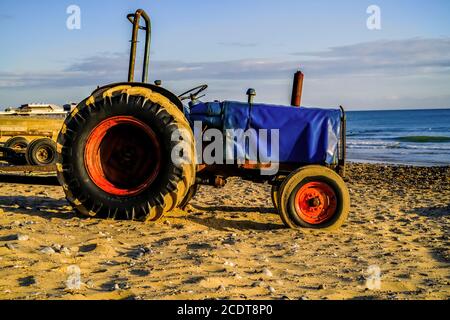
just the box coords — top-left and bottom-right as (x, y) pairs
(40, 247), (56, 254)
(224, 261), (236, 267)
(5, 243), (16, 250)
(252, 281), (265, 287)
(17, 234), (29, 241)
(217, 284), (226, 292)
(262, 268), (273, 277)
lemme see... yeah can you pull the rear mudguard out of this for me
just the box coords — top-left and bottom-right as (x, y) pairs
(90, 82), (183, 112)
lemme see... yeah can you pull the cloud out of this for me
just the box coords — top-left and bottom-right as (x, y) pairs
(293, 37), (450, 77)
(1, 38), (449, 109)
(3, 37), (449, 87)
(0, 14), (13, 21)
(218, 42), (258, 48)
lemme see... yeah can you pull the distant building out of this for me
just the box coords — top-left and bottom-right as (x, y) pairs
(0, 103), (69, 118)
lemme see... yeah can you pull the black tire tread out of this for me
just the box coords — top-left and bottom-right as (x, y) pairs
(56, 85), (196, 222)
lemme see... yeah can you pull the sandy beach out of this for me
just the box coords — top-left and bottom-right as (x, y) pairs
(0, 163), (448, 300)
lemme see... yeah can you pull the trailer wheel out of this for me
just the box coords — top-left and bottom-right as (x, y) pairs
(26, 138), (57, 166)
(4, 137), (29, 150)
(278, 165), (350, 231)
(4, 137), (28, 165)
(56, 85), (196, 221)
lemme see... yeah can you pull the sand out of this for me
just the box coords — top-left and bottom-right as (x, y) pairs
(0, 163), (448, 300)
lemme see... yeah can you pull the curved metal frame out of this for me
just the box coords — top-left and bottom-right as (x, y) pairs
(338, 106), (347, 178)
(127, 9), (151, 83)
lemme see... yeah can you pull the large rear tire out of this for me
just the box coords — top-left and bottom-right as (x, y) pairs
(179, 184), (199, 210)
(56, 85), (196, 221)
(278, 165), (350, 231)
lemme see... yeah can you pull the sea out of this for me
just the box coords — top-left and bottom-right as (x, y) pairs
(346, 109), (450, 167)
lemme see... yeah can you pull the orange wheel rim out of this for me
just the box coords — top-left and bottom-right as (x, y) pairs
(84, 116), (161, 197)
(294, 182), (337, 225)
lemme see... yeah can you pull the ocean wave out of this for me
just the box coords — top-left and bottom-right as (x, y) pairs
(347, 140), (450, 151)
(347, 127), (450, 136)
(393, 136), (450, 143)
(347, 141), (401, 149)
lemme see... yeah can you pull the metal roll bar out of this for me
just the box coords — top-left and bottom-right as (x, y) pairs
(127, 9), (151, 83)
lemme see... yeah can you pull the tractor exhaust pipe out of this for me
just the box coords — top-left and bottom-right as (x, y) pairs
(291, 70), (304, 107)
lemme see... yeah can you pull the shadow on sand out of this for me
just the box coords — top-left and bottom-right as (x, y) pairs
(0, 174), (59, 186)
(191, 204), (276, 215)
(408, 204), (449, 218)
(0, 195), (78, 221)
(186, 215), (284, 232)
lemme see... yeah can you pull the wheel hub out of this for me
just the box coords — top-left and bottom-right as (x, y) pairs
(307, 197), (321, 208)
(84, 116), (161, 197)
(36, 146), (54, 164)
(294, 182), (337, 225)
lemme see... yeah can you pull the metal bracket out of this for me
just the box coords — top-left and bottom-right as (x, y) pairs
(338, 105), (347, 178)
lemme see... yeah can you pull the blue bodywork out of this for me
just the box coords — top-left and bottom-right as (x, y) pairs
(186, 101), (342, 165)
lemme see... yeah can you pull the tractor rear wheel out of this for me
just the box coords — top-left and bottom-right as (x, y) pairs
(179, 184), (199, 210)
(278, 165), (350, 231)
(26, 138), (57, 166)
(56, 85), (196, 221)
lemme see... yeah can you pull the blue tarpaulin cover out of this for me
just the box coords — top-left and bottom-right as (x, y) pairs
(188, 101), (341, 164)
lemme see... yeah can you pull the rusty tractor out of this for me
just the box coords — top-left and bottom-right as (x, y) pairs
(55, 9), (350, 231)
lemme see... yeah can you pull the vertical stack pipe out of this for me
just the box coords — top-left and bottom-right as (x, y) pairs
(291, 70), (304, 107)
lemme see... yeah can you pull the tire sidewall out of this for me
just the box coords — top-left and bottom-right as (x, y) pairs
(279, 166), (350, 231)
(287, 175), (344, 229)
(59, 93), (192, 218)
(29, 139), (56, 166)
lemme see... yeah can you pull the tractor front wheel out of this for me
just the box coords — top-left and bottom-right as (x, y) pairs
(271, 184), (279, 211)
(278, 166), (350, 231)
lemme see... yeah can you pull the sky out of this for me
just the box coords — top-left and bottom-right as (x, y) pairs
(0, 0), (449, 110)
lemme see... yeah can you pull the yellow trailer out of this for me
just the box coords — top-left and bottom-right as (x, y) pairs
(0, 116), (65, 143)
(0, 113), (65, 166)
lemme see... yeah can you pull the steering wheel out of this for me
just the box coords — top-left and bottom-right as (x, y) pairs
(178, 84), (208, 102)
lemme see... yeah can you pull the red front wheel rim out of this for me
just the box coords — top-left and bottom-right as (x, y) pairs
(294, 181), (338, 225)
(84, 116), (161, 197)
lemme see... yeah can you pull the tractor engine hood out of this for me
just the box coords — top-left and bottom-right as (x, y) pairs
(187, 101), (342, 165)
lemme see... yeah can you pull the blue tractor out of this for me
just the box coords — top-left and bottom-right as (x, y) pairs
(56, 9), (350, 231)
